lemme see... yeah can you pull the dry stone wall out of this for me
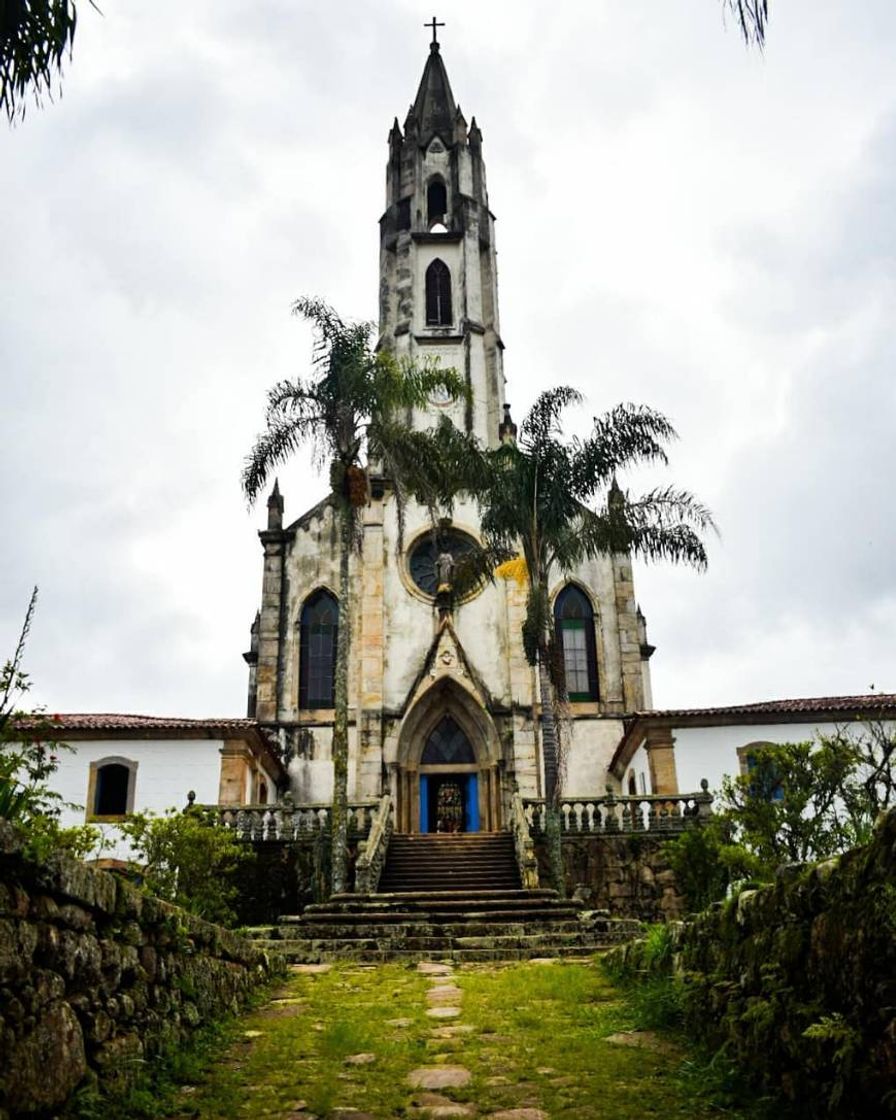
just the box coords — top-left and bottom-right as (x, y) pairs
(533, 834), (685, 921)
(607, 808), (896, 1118)
(0, 821), (281, 1117)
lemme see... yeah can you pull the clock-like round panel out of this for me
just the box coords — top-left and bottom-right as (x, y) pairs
(407, 530), (481, 599)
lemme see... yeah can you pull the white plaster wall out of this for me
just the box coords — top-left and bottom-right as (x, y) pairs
(623, 744), (651, 796)
(671, 720), (893, 797)
(51, 738), (224, 861)
(564, 719), (628, 797)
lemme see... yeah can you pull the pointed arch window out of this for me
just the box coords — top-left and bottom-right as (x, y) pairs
(425, 259), (452, 326)
(554, 585), (599, 701)
(427, 178), (448, 227)
(299, 590), (338, 709)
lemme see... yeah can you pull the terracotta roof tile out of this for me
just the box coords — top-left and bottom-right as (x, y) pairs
(634, 693), (896, 720)
(15, 713), (261, 733)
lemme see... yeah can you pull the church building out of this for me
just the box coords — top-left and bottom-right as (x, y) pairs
(243, 34), (664, 834)
(37, 33), (896, 861)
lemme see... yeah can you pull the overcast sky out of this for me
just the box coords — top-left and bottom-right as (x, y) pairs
(3, 1), (896, 716)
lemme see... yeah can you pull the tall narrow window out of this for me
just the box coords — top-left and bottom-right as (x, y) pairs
(299, 589), (338, 709)
(427, 178), (447, 227)
(554, 585), (599, 701)
(425, 259), (452, 326)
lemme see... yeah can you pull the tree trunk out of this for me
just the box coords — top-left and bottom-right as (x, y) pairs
(537, 650), (565, 897)
(330, 500), (354, 895)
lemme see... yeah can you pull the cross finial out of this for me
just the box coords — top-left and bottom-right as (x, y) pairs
(424, 15), (445, 47)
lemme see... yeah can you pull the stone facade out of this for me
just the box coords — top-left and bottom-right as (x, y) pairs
(245, 40), (655, 833)
(0, 821), (280, 1116)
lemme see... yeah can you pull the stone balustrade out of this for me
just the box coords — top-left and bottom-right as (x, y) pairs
(509, 787), (540, 889)
(355, 793), (394, 894)
(193, 796), (377, 841)
(523, 781), (712, 836)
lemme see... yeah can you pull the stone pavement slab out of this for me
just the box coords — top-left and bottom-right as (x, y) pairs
(427, 1005), (462, 1018)
(408, 1066), (473, 1089)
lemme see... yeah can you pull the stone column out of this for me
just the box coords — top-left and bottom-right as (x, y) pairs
(356, 489), (386, 799)
(254, 508), (295, 723)
(644, 726), (679, 795)
(612, 554), (645, 712)
(218, 740), (253, 805)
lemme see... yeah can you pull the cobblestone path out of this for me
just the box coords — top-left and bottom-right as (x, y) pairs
(169, 959), (751, 1120)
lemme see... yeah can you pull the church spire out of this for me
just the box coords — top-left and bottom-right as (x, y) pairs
(379, 32), (506, 448)
(412, 36), (457, 147)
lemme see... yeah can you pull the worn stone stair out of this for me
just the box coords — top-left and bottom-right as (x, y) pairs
(249, 832), (640, 962)
(379, 832), (522, 893)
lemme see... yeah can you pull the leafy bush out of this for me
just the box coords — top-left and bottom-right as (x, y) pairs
(120, 807), (253, 926)
(665, 723), (896, 912)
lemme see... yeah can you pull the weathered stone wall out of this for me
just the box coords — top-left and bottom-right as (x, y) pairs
(232, 835), (331, 925)
(606, 809), (896, 1117)
(533, 834), (685, 921)
(0, 821), (281, 1117)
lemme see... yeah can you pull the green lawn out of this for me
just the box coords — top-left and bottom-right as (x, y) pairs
(108, 959), (767, 1119)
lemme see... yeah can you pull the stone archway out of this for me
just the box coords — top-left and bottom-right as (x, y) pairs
(393, 678), (503, 834)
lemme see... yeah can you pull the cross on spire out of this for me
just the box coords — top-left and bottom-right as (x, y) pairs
(424, 16), (445, 47)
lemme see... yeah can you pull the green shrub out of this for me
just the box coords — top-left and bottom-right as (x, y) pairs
(120, 808), (254, 926)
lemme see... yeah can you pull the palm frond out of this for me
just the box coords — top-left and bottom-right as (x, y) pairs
(572, 403), (676, 494)
(520, 387), (583, 452)
(242, 415), (328, 504)
(721, 0), (768, 48)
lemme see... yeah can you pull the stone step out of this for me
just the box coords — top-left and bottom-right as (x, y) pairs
(293, 900), (580, 919)
(381, 832), (521, 895)
(317, 888), (563, 906)
(280, 918), (586, 936)
(251, 938), (616, 964)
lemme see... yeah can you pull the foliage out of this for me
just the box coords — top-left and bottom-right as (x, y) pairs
(666, 724), (896, 910)
(0, 0), (93, 123)
(243, 296), (468, 895)
(0, 587), (102, 859)
(722, 0), (768, 47)
(120, 807), (253, 926)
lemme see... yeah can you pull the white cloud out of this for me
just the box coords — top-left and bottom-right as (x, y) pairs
(3, 0), (896, 715)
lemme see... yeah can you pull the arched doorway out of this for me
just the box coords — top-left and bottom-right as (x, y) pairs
(394, 680), (503, 833)
(419, 716), (479, 833)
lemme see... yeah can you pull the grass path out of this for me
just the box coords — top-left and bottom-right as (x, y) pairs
(163, 958), (754, 1120)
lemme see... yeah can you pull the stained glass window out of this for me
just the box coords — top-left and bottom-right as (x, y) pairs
(299, 589), (338, 709)
(421, 716), (476, 765)
(555, 585), (599, 701)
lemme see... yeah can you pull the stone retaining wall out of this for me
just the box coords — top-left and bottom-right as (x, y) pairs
(533, 833), (685, 920)
(0, 821), (281, 1117)
(606, 809), (896, 1117)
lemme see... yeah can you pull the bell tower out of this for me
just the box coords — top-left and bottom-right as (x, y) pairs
(379, 28), (505, 447)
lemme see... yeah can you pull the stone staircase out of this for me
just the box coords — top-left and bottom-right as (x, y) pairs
(379, 832), (522, 893)
(249, 832), (640, 963)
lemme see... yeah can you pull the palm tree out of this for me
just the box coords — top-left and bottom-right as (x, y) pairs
(242, 297), (467, 894)
(468, 388), (714, 893)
